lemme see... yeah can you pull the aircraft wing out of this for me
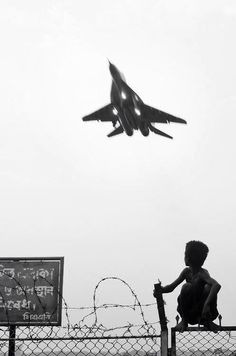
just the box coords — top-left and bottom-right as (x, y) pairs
(82, 104), (118, 122)
(143, 104), (187, 124)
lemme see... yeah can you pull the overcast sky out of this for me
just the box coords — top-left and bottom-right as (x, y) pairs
(0, 0), (236, 329)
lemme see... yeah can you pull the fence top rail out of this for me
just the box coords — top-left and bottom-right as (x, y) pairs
(171, 326), (236, 332)
(0, 334), (161, 342)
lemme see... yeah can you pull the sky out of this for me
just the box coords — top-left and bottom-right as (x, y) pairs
(0, 0), (236, 329)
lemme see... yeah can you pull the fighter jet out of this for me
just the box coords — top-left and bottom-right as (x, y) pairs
(82, 62), (187, 138)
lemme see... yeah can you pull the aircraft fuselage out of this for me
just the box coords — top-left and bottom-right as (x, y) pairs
(109, 63), (149, 136)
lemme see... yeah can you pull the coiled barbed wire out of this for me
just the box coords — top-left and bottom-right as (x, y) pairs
(0, 273), (160, 340)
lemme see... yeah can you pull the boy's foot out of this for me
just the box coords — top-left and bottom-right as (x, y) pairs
(203, 321), (221, 333)
(175, 320), (188, 333)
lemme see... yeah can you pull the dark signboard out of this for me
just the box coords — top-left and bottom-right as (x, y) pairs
(0, 257), (64, 326)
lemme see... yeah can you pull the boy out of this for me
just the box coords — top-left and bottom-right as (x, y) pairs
(155, 241), (221, 332)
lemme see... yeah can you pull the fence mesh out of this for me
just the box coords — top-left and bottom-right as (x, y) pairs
(172, 328), (236, 356)
(0, 324), (160, 356)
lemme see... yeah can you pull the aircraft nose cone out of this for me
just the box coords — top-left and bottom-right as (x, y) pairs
(108, 61), (120, 78)
(107, 59), (112, 68)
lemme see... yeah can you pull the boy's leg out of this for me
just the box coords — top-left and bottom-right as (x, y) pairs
(176, 283), (196, 331)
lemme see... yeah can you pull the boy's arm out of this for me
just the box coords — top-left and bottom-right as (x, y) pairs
(200, 270), (221, 317)
(160, 268), (187, 294)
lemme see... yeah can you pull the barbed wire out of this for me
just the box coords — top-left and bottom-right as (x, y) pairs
(64, 276), (160, 337)
(63, 302), (156, 310)
(0, 270), (160, 340)
(92, 277), (150, 326)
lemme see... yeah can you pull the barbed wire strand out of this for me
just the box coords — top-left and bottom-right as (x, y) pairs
(0, 271), (160, 339)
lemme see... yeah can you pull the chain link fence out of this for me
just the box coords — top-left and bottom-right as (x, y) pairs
(0, 275), (162, 356)
(0, 323), (160, 356)
(171, 327), (236, 356)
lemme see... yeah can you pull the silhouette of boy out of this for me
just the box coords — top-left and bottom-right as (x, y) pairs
(156, 241), (221, 332)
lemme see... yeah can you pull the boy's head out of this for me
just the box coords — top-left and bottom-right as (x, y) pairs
(185, 240), (209, 268)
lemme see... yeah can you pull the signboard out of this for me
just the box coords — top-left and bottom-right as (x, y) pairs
(0, 257), (64, 326)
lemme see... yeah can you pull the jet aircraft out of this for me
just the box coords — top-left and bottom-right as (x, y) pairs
(82, 62), (187, 138)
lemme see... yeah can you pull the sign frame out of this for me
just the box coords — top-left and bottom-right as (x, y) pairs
(0, 257), (64, 326)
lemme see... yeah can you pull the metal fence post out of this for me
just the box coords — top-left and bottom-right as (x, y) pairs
(170, 328), (176, 356)
(154, 283), (168, 356)
(161, 330), (168, 356)
(8, 325), (16, 356)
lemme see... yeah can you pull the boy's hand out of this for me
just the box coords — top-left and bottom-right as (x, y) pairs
(153, 286), (164, 298)
(153, 288), (160, 298)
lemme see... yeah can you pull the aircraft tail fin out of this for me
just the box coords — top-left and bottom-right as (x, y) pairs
(107, 125), (124, 137)
(149, 124), (173, 139)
